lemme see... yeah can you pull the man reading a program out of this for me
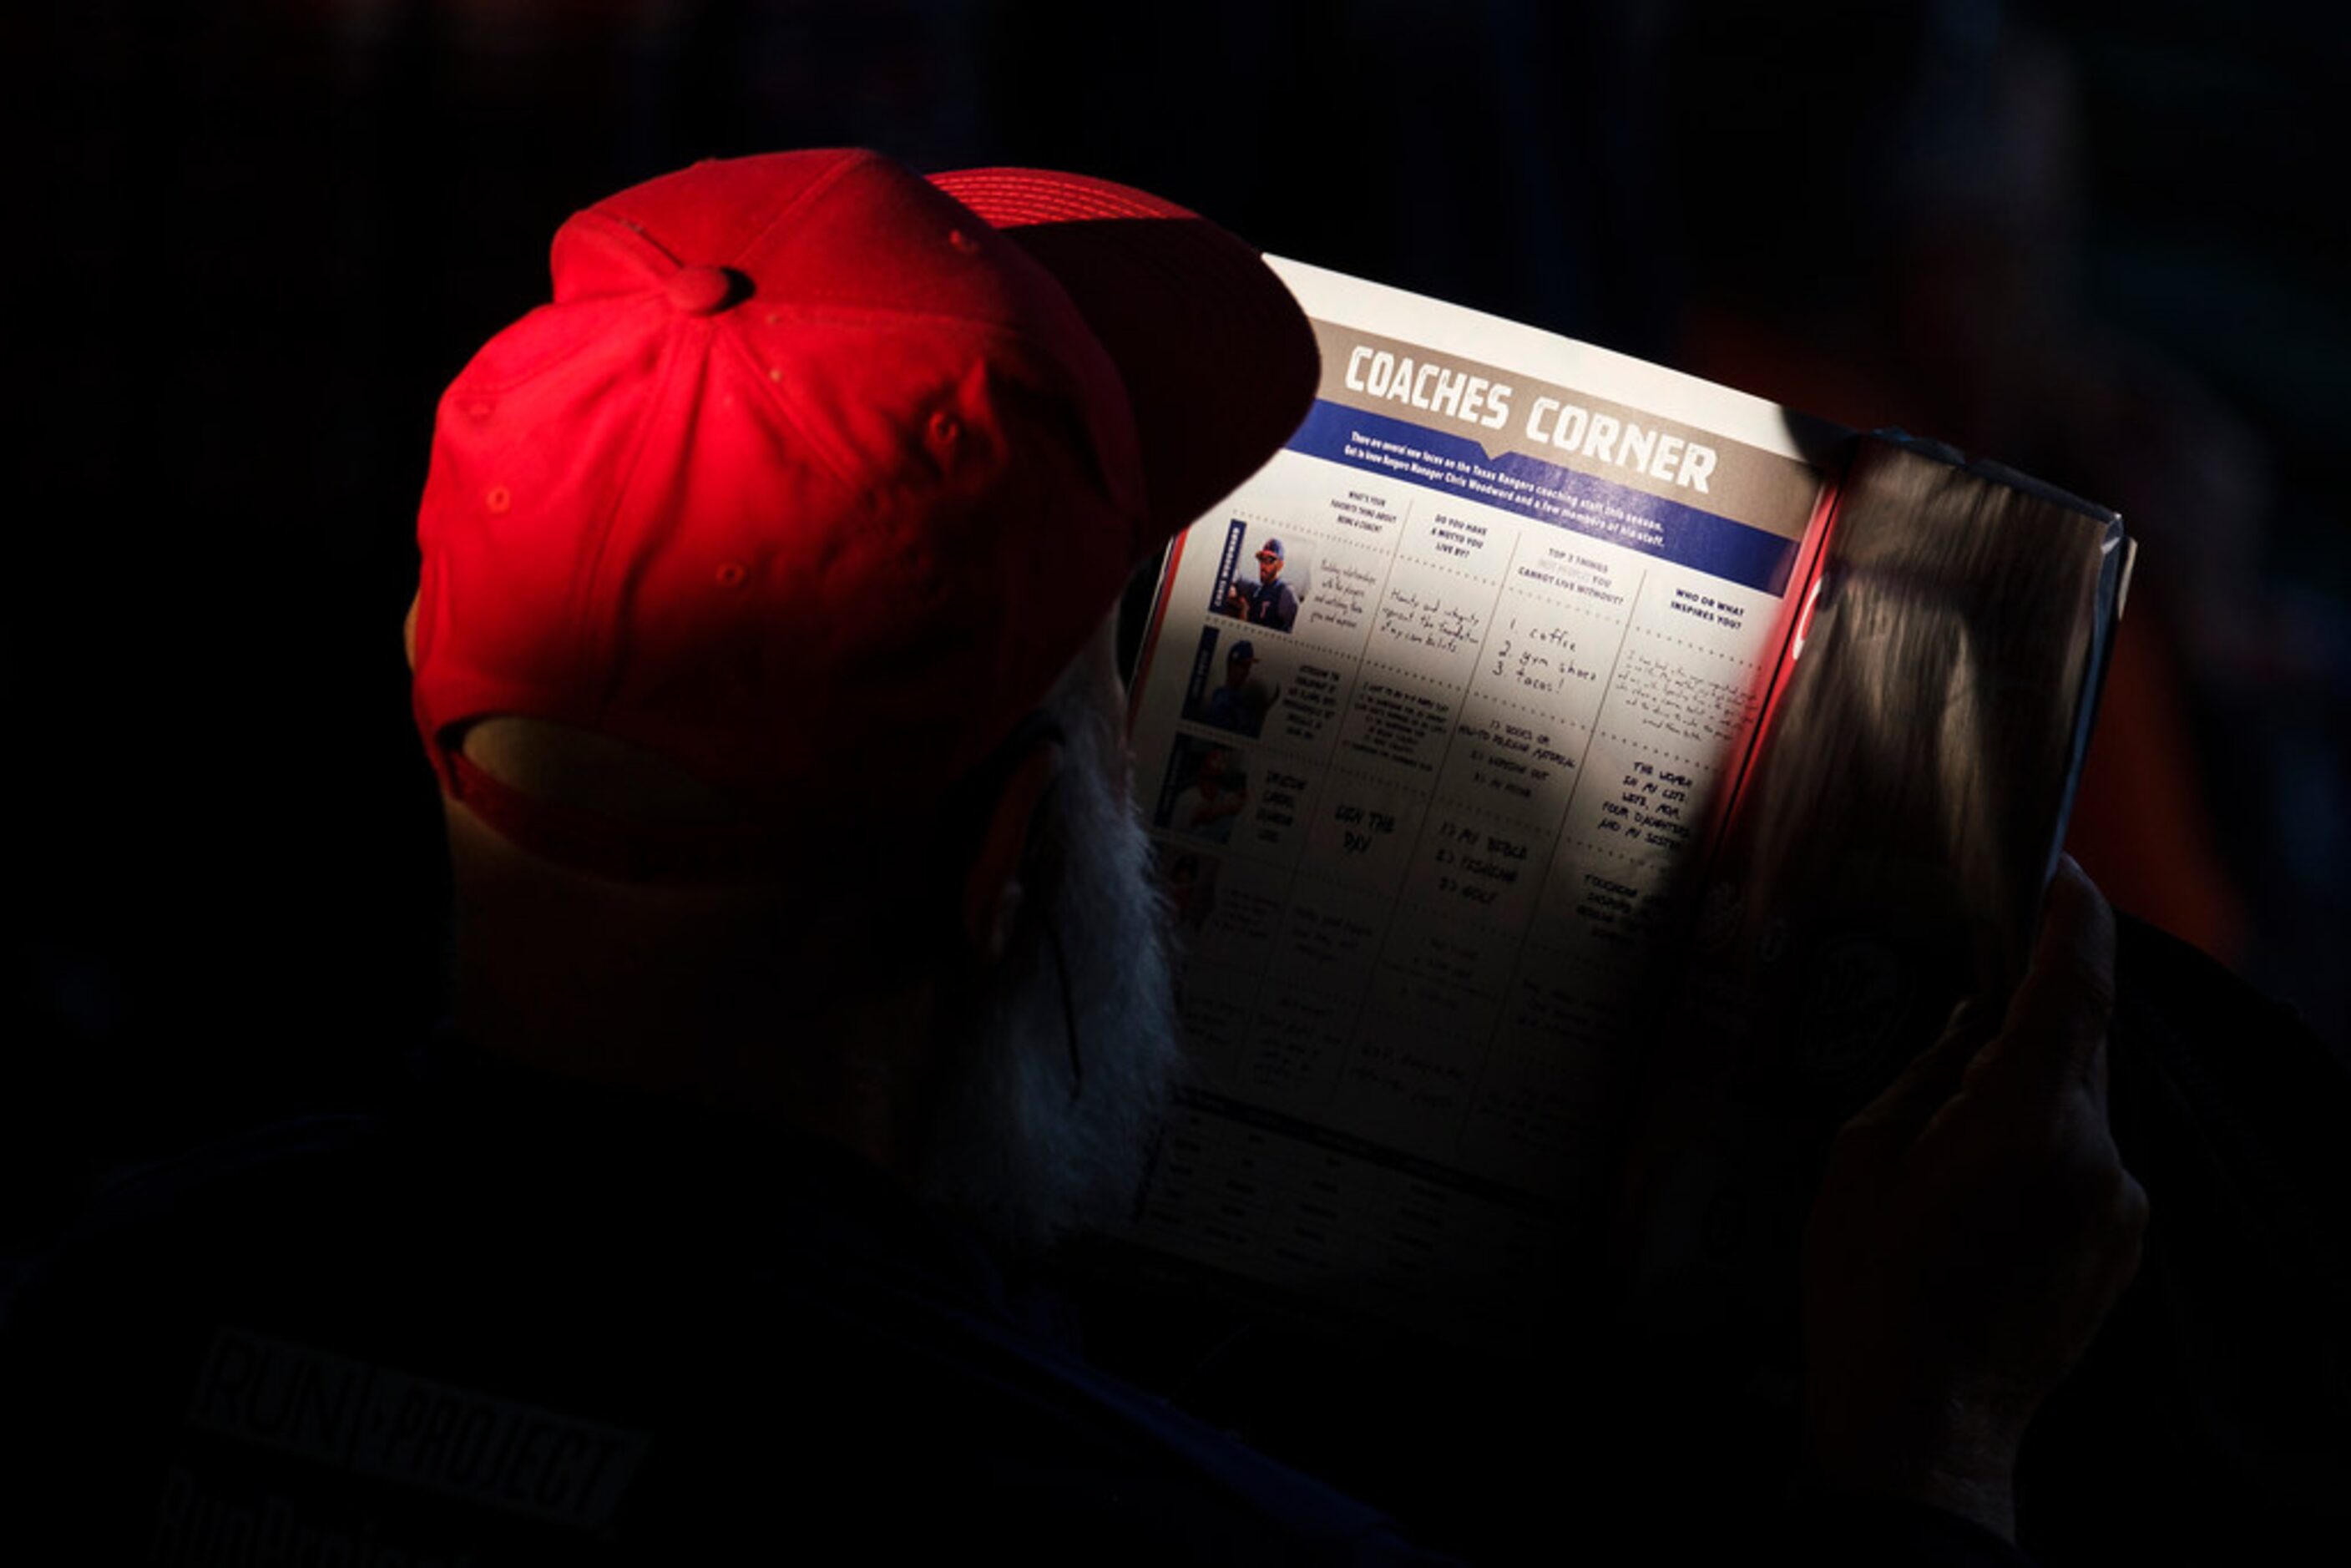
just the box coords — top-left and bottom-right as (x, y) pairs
(0, 149), (2143, 1564)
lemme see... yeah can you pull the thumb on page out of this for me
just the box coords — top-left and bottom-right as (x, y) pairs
(1829, 994), (1994, 1162)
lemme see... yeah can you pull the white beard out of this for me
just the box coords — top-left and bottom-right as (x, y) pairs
(916, 655), (1187, 1253)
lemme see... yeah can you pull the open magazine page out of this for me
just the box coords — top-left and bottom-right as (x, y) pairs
(1120, 258), (1839, 1338)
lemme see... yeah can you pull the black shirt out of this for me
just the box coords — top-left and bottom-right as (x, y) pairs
(3, 1039), (2045, 1565)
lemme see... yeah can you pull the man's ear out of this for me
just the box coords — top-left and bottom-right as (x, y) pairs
(404, 593), (420, 671)
(962, 741), (1063, 964)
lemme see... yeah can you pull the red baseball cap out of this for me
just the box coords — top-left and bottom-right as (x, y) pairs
(410, 149), (1317, 876)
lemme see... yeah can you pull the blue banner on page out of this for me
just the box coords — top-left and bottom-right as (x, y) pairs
(1287, 402), (1800, 596)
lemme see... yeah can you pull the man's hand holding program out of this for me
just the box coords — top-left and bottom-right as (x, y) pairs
(1802, 856), (2150, 1543)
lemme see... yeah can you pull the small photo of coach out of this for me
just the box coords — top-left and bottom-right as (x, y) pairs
(1217, 536), (1301, 634)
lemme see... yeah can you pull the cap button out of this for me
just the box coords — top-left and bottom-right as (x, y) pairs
(664, 265), (741, 316)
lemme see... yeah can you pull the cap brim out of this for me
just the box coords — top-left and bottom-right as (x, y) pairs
(929, 168), (1318, 556)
